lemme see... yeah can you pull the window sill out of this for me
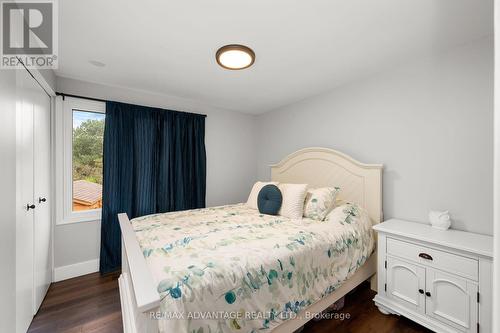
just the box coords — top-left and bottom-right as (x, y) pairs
(57, 210), (102, 225)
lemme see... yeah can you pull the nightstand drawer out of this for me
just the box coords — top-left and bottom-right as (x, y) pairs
(387, 238), (478, 280)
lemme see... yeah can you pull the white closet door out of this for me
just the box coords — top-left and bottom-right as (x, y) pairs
(16, 69), (35, 333)
(33, 88), (51, 313)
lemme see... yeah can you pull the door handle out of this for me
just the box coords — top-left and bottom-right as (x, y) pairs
(425, 291), (431, 297)
(419, 253), (433, 261)
(38, 197), (47, 203)
(26, 203), (36, 210)
(418, 289), (424, 294)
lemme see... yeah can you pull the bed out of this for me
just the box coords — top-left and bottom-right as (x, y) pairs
(118, 147), (383, 333)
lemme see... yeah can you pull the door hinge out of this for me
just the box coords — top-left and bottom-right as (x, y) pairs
(477, 292), (480, 303)
(384, 283), (387, 292)
(385, 260), (387, 269)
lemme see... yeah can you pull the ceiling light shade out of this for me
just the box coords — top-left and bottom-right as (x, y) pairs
(216, 44), (255, 70)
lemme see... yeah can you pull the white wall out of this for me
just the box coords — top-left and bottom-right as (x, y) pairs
(492, 1), (499, 330)
(0, 70), (18, 333)
(38, 69), (56, 92)
(54, 77), (257, 268)
(256, 37), (493, 235)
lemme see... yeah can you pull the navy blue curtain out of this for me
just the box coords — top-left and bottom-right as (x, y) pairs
(99, 101), (206, 274)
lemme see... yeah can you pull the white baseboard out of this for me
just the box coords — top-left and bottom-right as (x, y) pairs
(53, 259), (100, 282)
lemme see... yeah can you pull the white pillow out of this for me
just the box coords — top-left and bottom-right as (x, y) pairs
(303, 187), (341, 220)
(246, 181), (279, 209)
(278, 183), (308, 219)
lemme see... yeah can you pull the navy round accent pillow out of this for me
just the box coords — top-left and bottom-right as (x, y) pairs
(257, 184), (282, 215)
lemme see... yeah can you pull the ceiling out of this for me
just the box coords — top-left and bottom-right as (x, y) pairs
(57, 0), (493, 114)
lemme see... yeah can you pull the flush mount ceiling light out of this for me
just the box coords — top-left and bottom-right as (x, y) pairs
(216, 44), (255, 70)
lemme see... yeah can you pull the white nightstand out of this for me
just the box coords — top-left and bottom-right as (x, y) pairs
(373, 219), (493, 333)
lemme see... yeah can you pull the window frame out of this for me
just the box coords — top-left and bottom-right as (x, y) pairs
(58, 96), (106, 225)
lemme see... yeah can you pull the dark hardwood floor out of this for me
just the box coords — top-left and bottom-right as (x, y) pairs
(28, 272), (123, 333)
(29, 273), (431, 333)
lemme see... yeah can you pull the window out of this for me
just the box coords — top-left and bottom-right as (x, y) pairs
(57, 97), (106, 224)
(72, 110), (105, 212)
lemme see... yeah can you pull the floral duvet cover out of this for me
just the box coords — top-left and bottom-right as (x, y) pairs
(131, 203), (375, 333)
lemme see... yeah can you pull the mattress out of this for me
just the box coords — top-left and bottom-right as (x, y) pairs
(131, 203), (375, 333)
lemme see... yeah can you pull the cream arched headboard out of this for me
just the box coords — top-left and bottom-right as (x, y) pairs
(271, 147), (383, 224)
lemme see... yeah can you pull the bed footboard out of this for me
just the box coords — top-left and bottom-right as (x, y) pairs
(118, 213), (161, 333)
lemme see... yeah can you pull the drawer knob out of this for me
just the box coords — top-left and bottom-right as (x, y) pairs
(418, 289), (424, 294)
(425, 291), (431, 297)
(419, 253), (433, 261)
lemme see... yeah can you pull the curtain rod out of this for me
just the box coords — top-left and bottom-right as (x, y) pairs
(56, 92), (107, 103)
(55, 92), (207, 117)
